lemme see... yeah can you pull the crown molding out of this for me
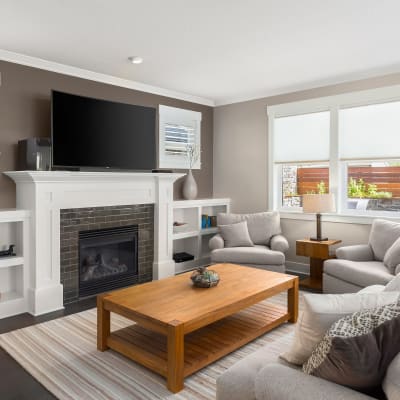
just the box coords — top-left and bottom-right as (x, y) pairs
(214, 65), (400, 106)
(0, 49), (215, 107)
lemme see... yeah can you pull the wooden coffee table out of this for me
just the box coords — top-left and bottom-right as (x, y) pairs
(97, 263), (299, 393)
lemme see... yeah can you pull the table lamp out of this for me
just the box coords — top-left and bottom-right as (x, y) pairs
(302, 194), (335, 241)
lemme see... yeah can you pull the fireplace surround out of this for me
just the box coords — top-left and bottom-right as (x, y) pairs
(5, 171), (184, 316)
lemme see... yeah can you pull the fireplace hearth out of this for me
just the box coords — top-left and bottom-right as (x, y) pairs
(79, 225), (138, 297)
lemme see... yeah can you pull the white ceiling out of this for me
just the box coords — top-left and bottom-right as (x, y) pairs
(1, 0), (400, 106)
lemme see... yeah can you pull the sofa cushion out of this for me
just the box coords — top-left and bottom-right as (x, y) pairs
(303, 299), (400, 394)
(383, 352), (400, 400)
(358, 285), (386, 294)
(218, 221), (254, 247)
(324, 259), (393, 287)
(255, 364), (376, 400)
(280, 291), (399, 366)
(211, 245), (284, 265)
(217, 212), (281, 245)
(384, 274), (400, 292)
(369, 219), (400, 261)
(384, 237), (400, 274)
(216, 340), (295, 400)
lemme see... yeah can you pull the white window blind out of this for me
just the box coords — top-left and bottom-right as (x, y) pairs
(159, 105), (201, 169)
(339, 101), (400, 160)
(273, 111), (330, 163)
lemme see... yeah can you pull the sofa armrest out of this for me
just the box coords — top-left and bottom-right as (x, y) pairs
(336, 244), (374, 261)
(270, 234), (289, 253)
(209, 234), (225, 251)
(255, 364), (375, 400)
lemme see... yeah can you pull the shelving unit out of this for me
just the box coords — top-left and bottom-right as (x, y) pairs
(172, 198), (230, 274)
(0, 209), (30, 319)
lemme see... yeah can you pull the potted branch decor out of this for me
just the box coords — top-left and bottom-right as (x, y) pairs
(182, 143), (200, 200)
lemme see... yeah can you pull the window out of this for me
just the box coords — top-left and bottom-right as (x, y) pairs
(339, 101), (400, 213)
(268, 85), (400, 216)
(159, 105), (201, 169)
(345, 162), (400, 212)
(281, 164), (329, 208)
(273, 112), (330, 209)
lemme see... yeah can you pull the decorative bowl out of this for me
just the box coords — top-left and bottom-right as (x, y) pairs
(191, 266), (220, 288)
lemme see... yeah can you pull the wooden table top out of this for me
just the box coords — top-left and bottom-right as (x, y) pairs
(102, 263), (296, 328)
(296, 239), (341, 246)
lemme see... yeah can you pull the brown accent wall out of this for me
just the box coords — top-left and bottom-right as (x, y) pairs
(0, 60), (213, 208)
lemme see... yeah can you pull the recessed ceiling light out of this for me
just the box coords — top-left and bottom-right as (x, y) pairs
(128, 56), (143, 64)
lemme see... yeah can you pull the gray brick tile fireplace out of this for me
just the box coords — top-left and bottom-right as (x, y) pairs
(60, 204), (154, 303)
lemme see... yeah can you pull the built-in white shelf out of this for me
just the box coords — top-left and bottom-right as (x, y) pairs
(173, 230), (199, 240)
(0, 256), (24, 269)
(200, 227), (219, 235)
(172, 198), (230, 274)
(0, 209), (30, 319)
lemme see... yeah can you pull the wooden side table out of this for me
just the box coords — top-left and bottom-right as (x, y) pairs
(296, 239), (341, 292)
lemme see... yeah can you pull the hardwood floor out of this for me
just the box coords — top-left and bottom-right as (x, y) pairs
(0, 297), (96, 400)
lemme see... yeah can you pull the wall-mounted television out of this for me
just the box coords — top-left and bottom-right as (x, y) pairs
(51, 91), (156, 170)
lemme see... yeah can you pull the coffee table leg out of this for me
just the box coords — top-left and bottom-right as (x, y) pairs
(167, 320), (184, 393)
(97, 294), (110, 351)
(288, 277), (299, 323)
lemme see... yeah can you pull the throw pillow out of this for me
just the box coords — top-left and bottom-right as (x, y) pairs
(218, 221), (254, 248)
(280, 291), (400, 366)
(369, 219), (400, 261)
(303, 299), (400, 394)
(217, 212), (281, 245)
(383, 352), (400, 400)
(384, 274), (400, 292)
(384, 237), (400, 274)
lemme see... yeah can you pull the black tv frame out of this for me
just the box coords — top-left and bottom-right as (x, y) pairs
(50, 90), (157, 172)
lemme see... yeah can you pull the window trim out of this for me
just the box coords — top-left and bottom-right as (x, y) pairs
(267, 84), (400, 216)
(159, 105), (202, 169)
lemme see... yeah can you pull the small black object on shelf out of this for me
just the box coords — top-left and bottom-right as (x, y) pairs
(173, 252), (195, 263)
(0, 245), (16, 258)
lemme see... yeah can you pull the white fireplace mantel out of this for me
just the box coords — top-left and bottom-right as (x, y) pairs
(5, 170), (184, 316)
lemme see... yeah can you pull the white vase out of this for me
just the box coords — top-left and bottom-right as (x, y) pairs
(182, 169), (198, 200)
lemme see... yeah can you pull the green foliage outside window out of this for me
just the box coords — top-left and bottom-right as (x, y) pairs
(348, 178), (392, 199)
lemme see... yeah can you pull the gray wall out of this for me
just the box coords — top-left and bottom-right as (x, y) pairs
(0, 60), (214, 208)
(214, 73), (400, 267)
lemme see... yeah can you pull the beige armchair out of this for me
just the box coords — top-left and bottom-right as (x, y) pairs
(324, 219), (400, 293)
(209, 212), (289, 273)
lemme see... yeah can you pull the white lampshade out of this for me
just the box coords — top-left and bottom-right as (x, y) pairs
(302, 194), (336, 214)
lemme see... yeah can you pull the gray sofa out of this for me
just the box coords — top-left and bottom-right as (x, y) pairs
(323, 219), (400, 293)
(216, 350), (378, 400)
(216, 281), (400, 400)
(209, 212), (289, 273)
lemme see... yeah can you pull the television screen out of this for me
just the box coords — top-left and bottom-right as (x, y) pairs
(51, 91), (156, 170)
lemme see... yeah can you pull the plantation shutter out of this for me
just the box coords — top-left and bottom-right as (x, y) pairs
(159, 105), (201, 169)
(164, 123), (196, 156)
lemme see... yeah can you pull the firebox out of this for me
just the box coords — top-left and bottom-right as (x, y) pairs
(78, 225), (138, 297)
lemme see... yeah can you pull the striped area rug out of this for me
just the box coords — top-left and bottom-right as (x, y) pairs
(0, 293), (302, 400)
